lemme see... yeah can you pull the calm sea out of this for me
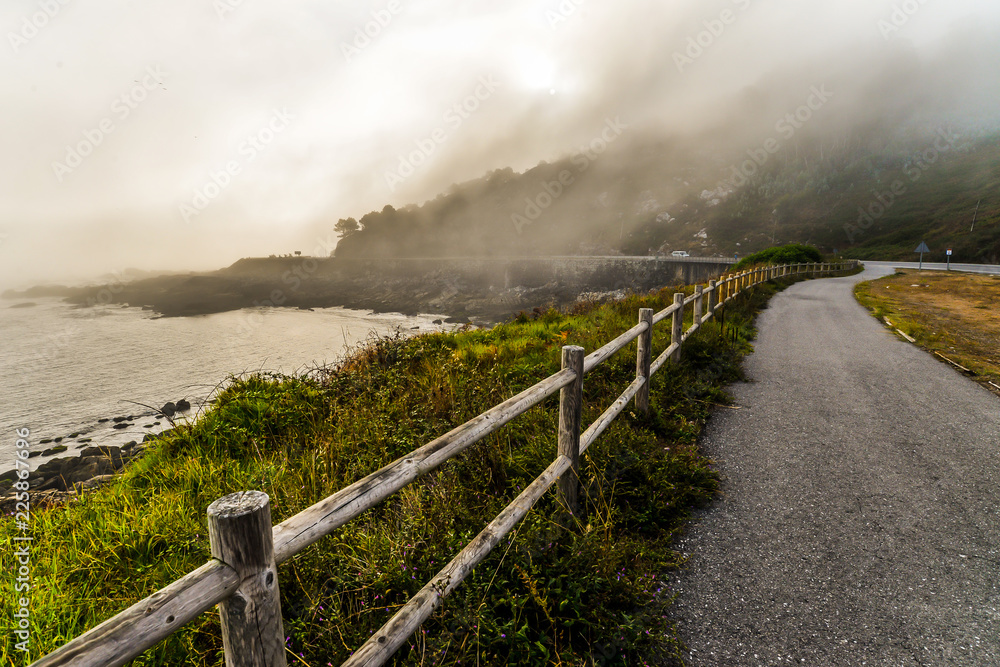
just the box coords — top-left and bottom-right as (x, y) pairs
(1, 298), (452, 473)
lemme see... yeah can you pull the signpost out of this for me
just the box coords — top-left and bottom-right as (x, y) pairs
(946, 248), (952, 271)
(915, 242), (930, 270)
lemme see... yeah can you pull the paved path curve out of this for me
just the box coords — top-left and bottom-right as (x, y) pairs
(669, 266), (1000, 666)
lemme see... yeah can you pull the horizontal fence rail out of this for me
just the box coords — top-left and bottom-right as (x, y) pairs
(32, 260), (859, 667)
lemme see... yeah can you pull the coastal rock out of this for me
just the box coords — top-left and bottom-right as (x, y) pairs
(80, 446), (126, 467)
(176, 399), (191, 412)
(112, 416), (129, 423)
(113, 423), (130, 430)
(161, 402), (176, 417)
(77, 475), (116, 492)
(41, 445), (68, 456)
(0, 444), (144, 507)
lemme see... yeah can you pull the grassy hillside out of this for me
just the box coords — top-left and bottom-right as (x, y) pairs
(333, 130), (1000, 264)
(1, 280), (796, 666)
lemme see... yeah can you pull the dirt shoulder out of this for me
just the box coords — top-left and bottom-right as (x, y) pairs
(855, 268), (1000, 392)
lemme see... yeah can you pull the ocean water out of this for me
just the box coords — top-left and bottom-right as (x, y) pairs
(0, 298), (452, 473)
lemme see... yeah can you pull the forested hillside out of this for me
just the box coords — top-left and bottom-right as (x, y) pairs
(333, 127), (1000, 264)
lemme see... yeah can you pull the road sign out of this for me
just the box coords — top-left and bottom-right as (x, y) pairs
(946, 249), (953, 256)
(915, 242), (930, 270)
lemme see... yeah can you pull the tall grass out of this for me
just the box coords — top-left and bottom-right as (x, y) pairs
(2, 283), (780, 666)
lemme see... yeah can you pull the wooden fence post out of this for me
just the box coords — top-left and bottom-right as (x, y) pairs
(558, 346), (584, 515)
(707, 280), (717, 314)
(694, 285), (704, 324)
(635, 309), (653, 414)
(671, 293), (684, 362)
(208, 491), (287, 667)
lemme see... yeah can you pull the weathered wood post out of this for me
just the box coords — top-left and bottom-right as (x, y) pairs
(208, 491), (287, 667)
(707, 279), (718, 315)
(671, 293), (684, 362)
(635, 309), (653, 414)
(558, 346), (584, 515)
(694, 284), (704, 324)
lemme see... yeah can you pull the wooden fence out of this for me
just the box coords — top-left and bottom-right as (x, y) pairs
(32, 260), (859, 667)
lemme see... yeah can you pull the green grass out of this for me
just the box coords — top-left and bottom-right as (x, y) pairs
(2, 281), (790, 667)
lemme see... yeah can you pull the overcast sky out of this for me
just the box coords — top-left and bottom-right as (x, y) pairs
(1, 0), (998, 289)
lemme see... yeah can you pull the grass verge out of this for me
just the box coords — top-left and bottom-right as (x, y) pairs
(3, 280), (791, 666)
(854, 269), (1000, 389)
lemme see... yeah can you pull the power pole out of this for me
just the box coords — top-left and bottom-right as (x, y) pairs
(971, 199), (981, 232)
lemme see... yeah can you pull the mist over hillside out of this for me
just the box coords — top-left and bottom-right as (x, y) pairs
(334, 29), (1000, 264)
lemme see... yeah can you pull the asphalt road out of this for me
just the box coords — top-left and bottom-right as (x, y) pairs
(863, 261), (1000, 276)
(668, 265), (1000, 666)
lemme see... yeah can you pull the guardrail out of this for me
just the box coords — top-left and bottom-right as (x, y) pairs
(32, 260), (859, 667)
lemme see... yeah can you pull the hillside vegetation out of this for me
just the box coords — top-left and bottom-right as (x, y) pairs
(333, 130), (1000, 265)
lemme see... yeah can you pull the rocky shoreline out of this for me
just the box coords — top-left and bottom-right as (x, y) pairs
(0, 440), (153, 513)
(0, 400), (192, 514)
(3, 255), (715, 325)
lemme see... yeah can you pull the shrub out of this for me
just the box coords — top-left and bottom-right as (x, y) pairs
(733, 243), (823, 270)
